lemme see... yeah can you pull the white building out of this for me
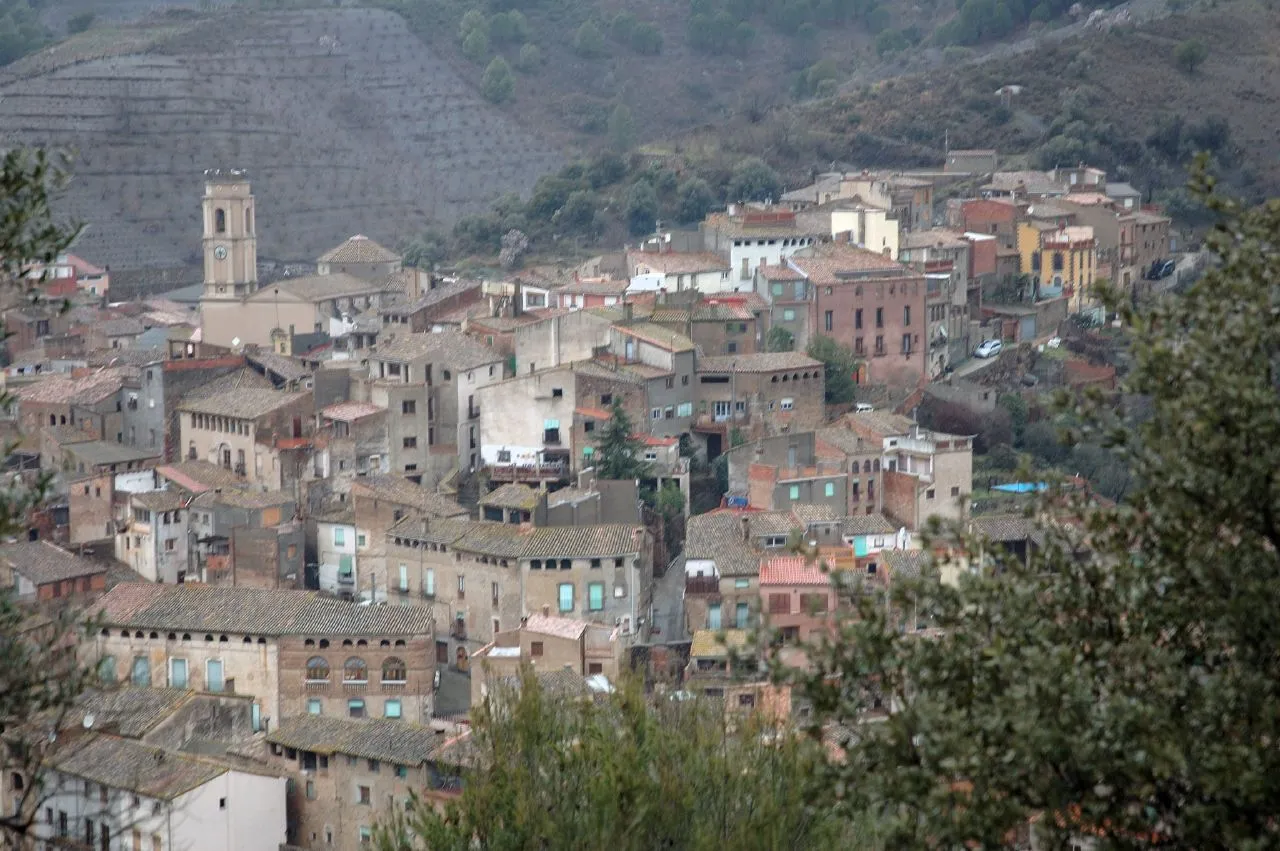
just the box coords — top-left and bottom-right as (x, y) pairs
(625, 249), (732, 294)
(700, 208), (823, 286)
(34, 734), (286, 851)
(315, 511), (357, 597)
(114, 490), (192, 584)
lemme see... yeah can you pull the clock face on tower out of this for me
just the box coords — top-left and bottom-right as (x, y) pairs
(214, 245), (228, 260)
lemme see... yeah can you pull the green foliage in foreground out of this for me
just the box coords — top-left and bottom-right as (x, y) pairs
(376, 676), (861, 851)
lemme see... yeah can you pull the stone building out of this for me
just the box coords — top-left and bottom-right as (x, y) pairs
(693, 352), (825, 452)
(0, 541), (107, 602)
(265, 716), (473, 850)
(88, 583), (436, 725)
(471, 613), (626, 707)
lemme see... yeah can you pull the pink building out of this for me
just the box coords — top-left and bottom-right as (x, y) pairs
(759, 555), (837, 645)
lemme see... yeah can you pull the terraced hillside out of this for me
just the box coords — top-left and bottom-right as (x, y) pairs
(0, 9), (562, 270)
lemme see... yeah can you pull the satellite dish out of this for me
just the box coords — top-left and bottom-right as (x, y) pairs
(82, 714), (95, 730)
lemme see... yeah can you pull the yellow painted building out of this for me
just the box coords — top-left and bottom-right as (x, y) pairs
(1016, 222), (1097, 313)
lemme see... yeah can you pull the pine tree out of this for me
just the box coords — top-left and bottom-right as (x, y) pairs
(595, 401), (650, 480)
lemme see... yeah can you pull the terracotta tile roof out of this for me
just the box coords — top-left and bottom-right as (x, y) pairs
(393, 278), (482, 314)
(0, 541), (106, 585)
(179, 386), (309, 420)
(130, 490), (189, 512)
(901, 228), (969, 250)
(647, 307), (690, 324)
(58, 688), (196, 738)
(1132, 210), (1171, 225)
(51, 735), (230, 799)
(703, 211), (820, 238)
(614, 323), (695, 353)
(317, 234), (401, 265)
(789, 243), (907, 283)
(545, 487), (595, 508)
(453, 522), (530, 559)
(374, 330), (502, 371)
(557, 278), (629, 296)
(627, 251), (730, 276)
(758, 264), (805, 281)
(848, 410), (917, 437)
(351, 475), (468, 519)
(972, 513), (1045, 547)
(685, 512), (759, 577)
(840, 513), (896, 537)
(522, 613), (589, 640)
(523, 524), (644, 559)
(884, 549), (930, 580)
(637, 434), (677, 447)
(12, 368), (126, 405)
(479, 483), (540, 512)
(749, 511), (802, 538)
(690, 301), (754, 322)
(760, 555), (829, 586)
(387, 515), (471, 546)
(91, 583), (435, 636)
(321, 401), (384, 422)
(62, 441), (161, 467)
(697, 352), (822, 374)
(268, 716), (466, 767)
(790, 503), (839, 525)
(252, 272), (391, 304)
(574, 405), (611, 420)
(246, 351), (312, 383)
(690, 628), (749, 658)
(192, 487), (294, 511)
(156, 461), (245, 494)
(179, 365), (274, 402)
(95, 317), (146, 337)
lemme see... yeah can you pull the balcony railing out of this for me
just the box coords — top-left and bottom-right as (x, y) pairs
(685, 576), (720, 595)
(488, 461), (568, 483)
(451, 624), (467, 640)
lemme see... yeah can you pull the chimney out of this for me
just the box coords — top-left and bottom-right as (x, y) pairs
(740, 515), (750, 542)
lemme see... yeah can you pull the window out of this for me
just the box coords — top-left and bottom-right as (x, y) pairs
(780, 398), (794, 411)
(368, 759), (380, 773)
(584, 420), (595, 433)
(789, 485), (800, 500)
(306, 656), (330, 681)
(558, 583), (574, 613)
(457, 575), (465, 600)
(771, 282), (783, 296)
(651, 408), (661, 420)
(951, 486), (961, 497)
(206, 659), (224, 692)
(395, 765), (409, 779)
(164, 538), (176, 552)
(398, 564), (408, 592)
(875, 307), (883, 328)
(348, 699), (366, 718)
(358, 786), (371, 805)
(824, 310), (833, 331)
(531, 641), (544, 657)
(333, 527), (346, 547)
(98, 655), (117, 683)
(306, 780), (316, 800)
(344, 657), (368, 683)
(359, 826), (372, 845)
(214, 208), (226, 233)
(708, 602), (722, 630)
(588, 583), (605, 612)
(552, 387), (563, 398)
(169, 658), (188, 689)
(424, 568), (435, 597)
(782, 308), (795, 321)
(402, 436), (418, 449)
(677, 402), (692, 417)
(903, 305), (911, 326)
(131, 655), (150, 686)
(384, 699), (402, 719)
(824, 482), (835, 497)
(735, 602), (750, 629)
(854, 309), (862, 330)
(491, 581), (500, 606)
(926, 488), (936, 500)
(401, 400), (416, 414)
(735, 578), (751, 589)
(382, 657), (406, 683)
(307, 698), (322, 715)
(875, 335), (884, 355)
(902, 334), (912, 354)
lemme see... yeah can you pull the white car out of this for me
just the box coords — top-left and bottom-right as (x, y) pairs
(974, 339), (1003, 358)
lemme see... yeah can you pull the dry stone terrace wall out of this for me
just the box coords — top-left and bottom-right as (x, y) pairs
(0, 8), (562, 271)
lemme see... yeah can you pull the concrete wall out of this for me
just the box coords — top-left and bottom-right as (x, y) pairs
(514, 311), (611, 371)
(477, 367), (577, 467)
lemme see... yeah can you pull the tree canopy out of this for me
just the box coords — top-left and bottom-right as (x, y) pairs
(594, 401), (651, 480)
(805, 335), (859, 405)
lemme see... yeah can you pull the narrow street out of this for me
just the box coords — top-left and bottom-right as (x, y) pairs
(648, 554), (688, 644)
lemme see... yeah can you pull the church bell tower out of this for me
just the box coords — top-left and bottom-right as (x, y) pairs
(201, 169), (258, 301)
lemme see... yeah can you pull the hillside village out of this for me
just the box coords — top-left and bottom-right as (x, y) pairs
(0, 152), (1185, 851)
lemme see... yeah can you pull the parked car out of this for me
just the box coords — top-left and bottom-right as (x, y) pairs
(974, 339), (1003, 358)
(1158, 259), (1177, 278)
(854, 403), (875, 413)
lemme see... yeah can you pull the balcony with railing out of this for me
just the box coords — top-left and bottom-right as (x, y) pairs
(685, 576), (720, 596)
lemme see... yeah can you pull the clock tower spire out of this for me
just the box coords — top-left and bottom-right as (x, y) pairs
(201, 169), (257, 302)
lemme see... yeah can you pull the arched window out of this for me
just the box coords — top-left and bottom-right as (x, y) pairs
(381, 657), (406, 683)
(98, 656), (117, 684)
(344, 657), (368, 683)
(214, 208), (226, 234)
(305, 657), (330, 681)
(863, 460), (871, 473)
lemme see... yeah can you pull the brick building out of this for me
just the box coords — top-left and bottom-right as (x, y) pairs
(759, 555), (836, 645)
(0, 541), (107, 602)
(87, 583), (436, 725)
